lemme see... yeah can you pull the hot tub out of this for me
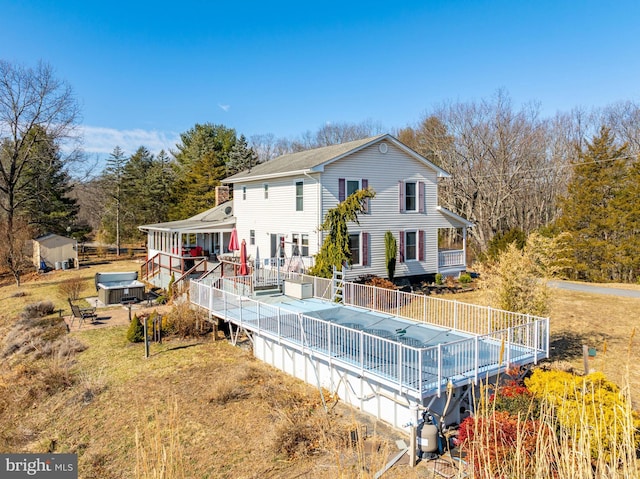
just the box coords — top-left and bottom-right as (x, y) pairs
(95, 272), (146, 305)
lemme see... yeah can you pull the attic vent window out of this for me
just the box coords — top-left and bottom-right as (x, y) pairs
(224, 206), (232, 215)
(378, 142), (388, 154)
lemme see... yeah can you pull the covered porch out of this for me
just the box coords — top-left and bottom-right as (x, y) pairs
(436, 206), (473, 276)
(138, 202), (236, 288)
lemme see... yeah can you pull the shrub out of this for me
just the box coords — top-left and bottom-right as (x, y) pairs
(163, 303), (212, 338)
(167, 273), (176, 299)
(58, 277), (84, 301)
(435, 273), (443, 285)
(384, 231), (397, 281)
(364, 276), (396, 289)
(457, 411), (545, 477)
(491, 383), (539, 419)
(126, 314), (145, 343)
(458, 272), (472, 284)
(525, 369), (640, 459)
(21, 301), (55, 320)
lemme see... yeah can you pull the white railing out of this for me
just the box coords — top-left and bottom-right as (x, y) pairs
(342, 282), (548, 337)
(260, 256), (315, 271)
(438, 249), (465, 268)
(190, 279), (549, 397)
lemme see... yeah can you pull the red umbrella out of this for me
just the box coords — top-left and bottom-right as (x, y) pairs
(239, 239), (248, 276)
(228, 227), (239, 253)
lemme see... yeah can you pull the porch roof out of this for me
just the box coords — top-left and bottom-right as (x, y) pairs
(138, 201), (235, 233)
(436, 206), (474, 228)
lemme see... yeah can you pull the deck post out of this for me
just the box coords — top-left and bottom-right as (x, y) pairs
(453, 300), (458, 330)
(474, 335), (479, 384)
(437, 343), (442, 397)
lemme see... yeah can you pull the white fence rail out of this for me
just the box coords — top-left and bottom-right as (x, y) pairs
(190, 279), (549, 397)
(438, 249), (465, 268)
(342, 282), (547, 337)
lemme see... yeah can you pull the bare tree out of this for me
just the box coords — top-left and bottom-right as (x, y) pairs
(403, 90), (563, 251)
(0, 60), (80, 285)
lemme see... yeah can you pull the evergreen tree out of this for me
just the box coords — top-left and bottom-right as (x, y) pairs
(121, 146), (155, 243)
(226, 134), (258, 176)
(99, 146), (127, 254)
(557, 127), (631, 281)
(170, 123), (237, 219)
(384, 231), (397, 281)
(169, 150), (226, 219)
(147, 149), (175, 222)
(18, 126), (78, 236)
(309, 188), (375, 279)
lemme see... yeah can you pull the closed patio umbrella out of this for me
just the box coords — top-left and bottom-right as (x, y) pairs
(239, 239), (248, 276)
(228, 228), (239, 253)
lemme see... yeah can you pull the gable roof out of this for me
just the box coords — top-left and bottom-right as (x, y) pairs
(138, 201), (235, 233)
(33, 233), (76, 245)
(223, 134), (450, 183)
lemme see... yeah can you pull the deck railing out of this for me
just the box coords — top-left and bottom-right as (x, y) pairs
(190, 278), (549, 397)
(438, 249), (465, 268)
(342, 282), (547, 337)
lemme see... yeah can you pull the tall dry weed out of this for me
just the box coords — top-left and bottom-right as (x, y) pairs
(135, 399), (185, 479)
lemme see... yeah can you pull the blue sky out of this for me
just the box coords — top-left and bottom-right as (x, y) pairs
(2, 1), (639, 157)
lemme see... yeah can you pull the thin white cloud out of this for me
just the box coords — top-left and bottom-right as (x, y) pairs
(80, 125), (179, 156)
(218, 104), (230, 112)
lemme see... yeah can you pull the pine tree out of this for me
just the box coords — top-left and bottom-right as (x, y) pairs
(226, 134), (258, 176)
(170, 123), (237, 219)
(99, 146), (128, 254)
(557, 127), (630, 281)
(18, 126), (78, 236)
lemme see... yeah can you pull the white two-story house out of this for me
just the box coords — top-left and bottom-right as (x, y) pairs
(140, 134), (472, 287)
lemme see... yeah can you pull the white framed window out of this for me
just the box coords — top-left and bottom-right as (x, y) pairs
(346, 179), (360, 197)
(405, 182), (417, 211)
(405, 231), (417, 261)
(242, 185), (247, 200)
(250, 230), (255, 245)
(264, 183), (269, 199)
(295, 180), (303, 211)
(349, 233), (361, 266)
(291, 233), (300, 256)
(291, 233), (310, 256)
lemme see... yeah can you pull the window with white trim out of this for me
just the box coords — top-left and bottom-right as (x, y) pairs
(242, 185), (247, 200)
(291, 233), (310, 256)
(405, 231), (417, 261)
(264, 183), (269, 199)
(291, 234), (300, 256)
(346, 179), (360, 197)
(250, 230), (255, 245)
(349, 233), (360, 265)
(295, 180), (303, 211)
(405, 182), (417, 211)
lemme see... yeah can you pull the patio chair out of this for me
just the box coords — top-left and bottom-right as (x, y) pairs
(68, 299), (97, 328)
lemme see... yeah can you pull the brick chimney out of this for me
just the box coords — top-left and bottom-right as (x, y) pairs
(215, 185), (230, 206)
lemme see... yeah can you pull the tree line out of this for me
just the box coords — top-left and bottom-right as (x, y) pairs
(1, 60), (639, 285)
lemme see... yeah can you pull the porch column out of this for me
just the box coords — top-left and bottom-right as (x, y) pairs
(462, 227), (467, 268)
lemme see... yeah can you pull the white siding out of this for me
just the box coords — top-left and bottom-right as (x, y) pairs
(233, 174), (321, 262)
(320, 141), (442, 280)
(232, 138), (460, 280)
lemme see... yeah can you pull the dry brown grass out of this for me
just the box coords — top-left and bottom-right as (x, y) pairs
(448, 285), (640, 404)
(3, 263), (639, 478)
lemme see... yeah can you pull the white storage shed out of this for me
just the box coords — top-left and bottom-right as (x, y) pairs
(33, 234), (78, 270)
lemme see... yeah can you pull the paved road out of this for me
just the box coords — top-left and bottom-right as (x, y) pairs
(548, 280), (640, 298)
